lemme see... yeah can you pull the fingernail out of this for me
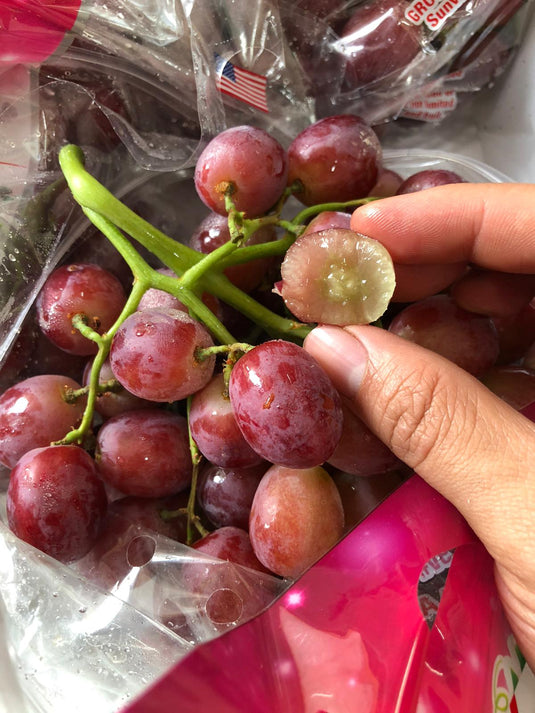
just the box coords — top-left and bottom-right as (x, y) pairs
(304, 325), (368, 395)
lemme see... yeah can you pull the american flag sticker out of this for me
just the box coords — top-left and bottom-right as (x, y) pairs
(214, 53), (269, 113)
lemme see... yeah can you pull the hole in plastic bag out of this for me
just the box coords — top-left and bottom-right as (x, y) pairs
(205, 587), (244, 625)
(126, 535), (156, 567)
(417, 549), (454, 629)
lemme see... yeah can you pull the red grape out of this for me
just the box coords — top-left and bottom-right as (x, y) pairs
(193, 526), (270, 574)
(396, 169), (465, 194)
(368, 167), (404, 197)
(177, 527), (278, 633)
(83, 357), (153, 420)
(0, 374), (86, 469)
(36, 263), (127, 355)
(95, 409), (192, 497)
(336, 0), (422, 90)
(194, 126), (289, 218)
(137, 268), (187, 312)
(189, 373), (265, 468)
(249, 464), (345, 577)
(302, 210), (351, 234)
(229, 340), (343, 468)
(109, 308), (216, 402)
(327, 398), (402, 476)
(287, 115), (382, 205)
(388, 294), (500, 376)
(189, 212), (277, 293)
(6, 444), (107, 563)
(480, 366), (535, 411)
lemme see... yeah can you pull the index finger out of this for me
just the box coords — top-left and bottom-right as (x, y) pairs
(350, 182), (535, 273)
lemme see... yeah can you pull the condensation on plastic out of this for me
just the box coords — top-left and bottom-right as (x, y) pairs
(0, 492), (286, 713)
(1, 0), (314, 172)
(122, 476), (526, 713)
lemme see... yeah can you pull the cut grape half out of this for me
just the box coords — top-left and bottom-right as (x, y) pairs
(280, 228), (396, 325)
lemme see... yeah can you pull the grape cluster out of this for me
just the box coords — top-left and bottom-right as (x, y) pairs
(1, 114), (532, 632)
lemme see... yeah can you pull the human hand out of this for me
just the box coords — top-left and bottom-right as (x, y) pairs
(303, 182), (535, 668)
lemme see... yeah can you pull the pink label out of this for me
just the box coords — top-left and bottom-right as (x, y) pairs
(0, 0), (82, 65)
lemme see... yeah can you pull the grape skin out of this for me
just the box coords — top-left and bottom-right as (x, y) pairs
(327, 398), (402, 477)
(388, 294), (500, 376)
(194, 125), (289, 218)
(83, 358), (153, 420)
(229, 340), (343, 469)
(0, 374), (86, 469)
(249, 464), (345, 578)
(95, 409), (192, 498)
(302, 210), (351, 235)
(287, 115), (382, 205)
(36, 263), (127, 355)
(6, 445), (107, 564)
(396, 169), (465, 194)
(190, 212), (277, 293)
(189, 373), (265, 468)
(197, 462), (268, 530)
(109, 308), (216, 402)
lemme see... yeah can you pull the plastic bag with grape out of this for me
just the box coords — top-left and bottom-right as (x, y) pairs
(1, 113), (533, 713)
(279, 0), (535, 125)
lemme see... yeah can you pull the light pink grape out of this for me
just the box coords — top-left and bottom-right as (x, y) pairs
(249, 464), (345, 578)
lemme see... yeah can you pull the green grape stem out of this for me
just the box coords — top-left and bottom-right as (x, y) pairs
(55, 145), (377, 449)
(58, 145), (372, 345)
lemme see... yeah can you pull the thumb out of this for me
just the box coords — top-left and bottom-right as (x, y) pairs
(304, 324), (535, 570)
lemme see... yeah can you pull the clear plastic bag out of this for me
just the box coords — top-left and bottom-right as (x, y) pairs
(279, 0), (535, 125)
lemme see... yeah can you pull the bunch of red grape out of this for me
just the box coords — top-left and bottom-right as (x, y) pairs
(1, 113), (533, 632)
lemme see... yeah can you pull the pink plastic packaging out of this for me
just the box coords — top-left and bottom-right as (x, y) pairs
(123, 475), (525, 713)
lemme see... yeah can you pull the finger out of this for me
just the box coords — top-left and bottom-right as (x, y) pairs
(304, 324), (535, 574)
(451, 270), (535, 317)
(392, 262), (467, 302)
(351, 182), (535, 272)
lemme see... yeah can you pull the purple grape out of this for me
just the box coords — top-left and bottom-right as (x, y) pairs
(197, 462), (268, 530)
(228, 340), (343, 468)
